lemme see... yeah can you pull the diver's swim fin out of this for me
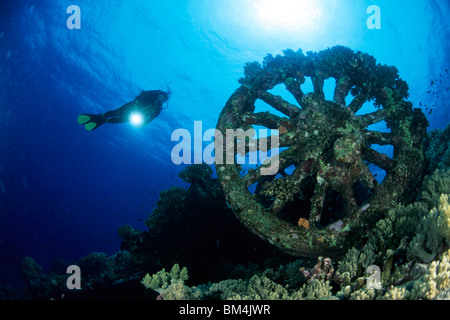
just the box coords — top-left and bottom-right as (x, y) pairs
(77, 114), (91, 125)
(77, 114), (106, 131)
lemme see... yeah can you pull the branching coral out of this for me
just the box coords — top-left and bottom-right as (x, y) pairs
(337, 243), (377, 279)
(367, 168), (450, 257)
(203, 275), (334, 300)
(370, 201), (427, 252)
(409, 249), (450, 299)
(240, 275), (291, 300)
(142, 264), (335, 300)
(421, 168), (450, 209)
(141, 264), (190, 299)
(408, 194), (450, 262)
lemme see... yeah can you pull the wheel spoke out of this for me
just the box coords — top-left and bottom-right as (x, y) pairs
(243, 148), (296, 187)
(362, 147), (394, 171)
(243, 112), (290, 130)
(284, 78), (304, 105)
(242, 131), (295, 159)
(258, 91), (301, 118)
(357, 159), (376, 189)
(269, 164), (312, 215)
(358, 108), (387, 127)
(340, 183), (359, 215)
(349, 93), (368, 113)
(364, 130), (394, 146)
(333, 76), (352, 105)
(311, 75), (325, 99)
(309, 176), (328, 223)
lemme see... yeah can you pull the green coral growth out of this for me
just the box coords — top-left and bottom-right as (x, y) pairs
(337, 243), (377, 279)
(421, 168), (450, 209)
(141, 264), (189, 294)
(143, 264), (336, 300)
(260, 175), (303, 202)
(409, 194), (450, 262)
(409, 249), (450, 299)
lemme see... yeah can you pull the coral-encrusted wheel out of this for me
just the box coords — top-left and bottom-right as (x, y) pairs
(215, 46), (428, 257)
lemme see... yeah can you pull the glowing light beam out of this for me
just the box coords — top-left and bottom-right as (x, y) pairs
(129, 112), (144, 127)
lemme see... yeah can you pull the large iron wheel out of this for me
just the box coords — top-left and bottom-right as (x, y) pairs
(215, 46), (428, 257)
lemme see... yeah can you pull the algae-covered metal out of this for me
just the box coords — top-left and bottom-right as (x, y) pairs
(215, 46), (428, 258)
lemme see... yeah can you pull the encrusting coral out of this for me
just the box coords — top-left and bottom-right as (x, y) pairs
(215, 45), (429, 257)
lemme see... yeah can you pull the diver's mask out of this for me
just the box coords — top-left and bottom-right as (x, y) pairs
(157, 91), (169, 103)
(158, 91), (170, 109)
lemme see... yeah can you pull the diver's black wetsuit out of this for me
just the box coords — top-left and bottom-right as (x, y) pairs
(104, 90), (169, 125)
(77, 89), (169, 131)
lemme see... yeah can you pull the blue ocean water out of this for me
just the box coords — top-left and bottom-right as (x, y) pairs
(0, 0), (449, 290)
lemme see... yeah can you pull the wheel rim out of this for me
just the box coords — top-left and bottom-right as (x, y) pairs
(215, 46), (428, 257)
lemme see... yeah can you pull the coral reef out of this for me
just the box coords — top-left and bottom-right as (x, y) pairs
(141, 264), (335, 300)
(409, 194), (450, 262)
(409, 249), (450, 299)
(7, 48), (450, 301)
(424, 124), (450, 174)
(141, 264), (192, 299)
(300, 256), (335, 282)
(12, 160), (450, 300)
(337, 243), (376, 279)
(136, 165), (450, 301)
(20, 256), (67, 300)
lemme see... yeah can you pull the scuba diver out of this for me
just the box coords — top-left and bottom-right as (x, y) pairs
(77, 89), (170, 131)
